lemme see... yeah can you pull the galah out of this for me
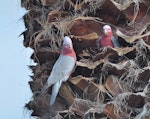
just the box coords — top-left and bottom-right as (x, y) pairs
(40, 36), (76, 106)
(99, 25), (120, 48)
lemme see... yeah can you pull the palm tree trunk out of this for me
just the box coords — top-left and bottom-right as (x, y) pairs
(21, 0), (150, 118)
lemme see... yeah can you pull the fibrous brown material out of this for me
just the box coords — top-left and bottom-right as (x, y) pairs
(21, 0), (150, 118)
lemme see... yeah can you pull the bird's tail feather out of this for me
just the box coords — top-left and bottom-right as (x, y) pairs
(50, 80), (62, 106)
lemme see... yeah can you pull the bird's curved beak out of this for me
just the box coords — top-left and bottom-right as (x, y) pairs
(103, 29), (112, 36)
(103, 29), (108, 36)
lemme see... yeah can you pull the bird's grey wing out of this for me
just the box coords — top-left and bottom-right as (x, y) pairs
(97, 36), (102, 49)
(47, 55), (75, 86)
(111, 36), (120, 47)
(40, 55), (75, 96)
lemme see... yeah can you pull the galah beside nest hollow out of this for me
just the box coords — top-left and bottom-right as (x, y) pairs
(99, 25), (120, 48)
(40, 36), (76, 106)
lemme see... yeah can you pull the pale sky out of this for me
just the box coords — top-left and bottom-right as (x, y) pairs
(0, 0), (34, 119)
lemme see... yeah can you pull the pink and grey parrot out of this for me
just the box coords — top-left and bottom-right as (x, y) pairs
(99, 25), (120, 48)
(41, 36), (76, 106)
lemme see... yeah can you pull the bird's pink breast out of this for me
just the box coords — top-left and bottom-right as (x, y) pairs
(62, 47), (76, 62)
(100, 35), (114, 48)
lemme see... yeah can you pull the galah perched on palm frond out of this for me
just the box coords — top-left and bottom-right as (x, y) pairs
(40, 36), (76, 106)
(99, 25), (120, 48)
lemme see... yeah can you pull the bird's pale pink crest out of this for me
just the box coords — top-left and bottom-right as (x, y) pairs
(63, 36), (73, 48)
(103, 25), (112, 35)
